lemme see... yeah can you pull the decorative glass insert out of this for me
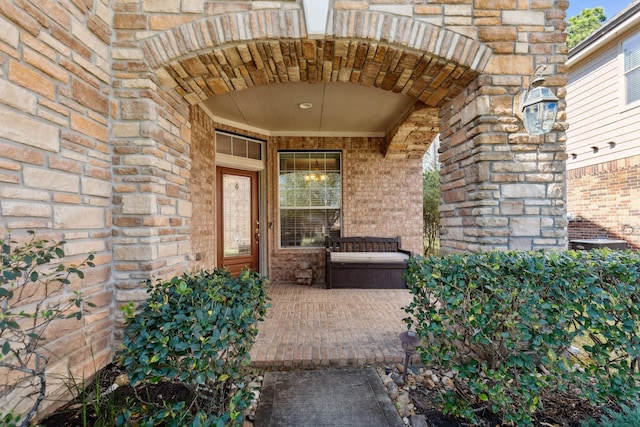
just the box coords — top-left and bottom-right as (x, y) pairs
(223, 174), (252, 257)
(278, 152), (341, 247)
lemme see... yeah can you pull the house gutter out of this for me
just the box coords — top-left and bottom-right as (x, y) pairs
(567, 1), (640, 67)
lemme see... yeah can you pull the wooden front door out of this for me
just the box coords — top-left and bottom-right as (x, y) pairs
(216, 167), (259, 276)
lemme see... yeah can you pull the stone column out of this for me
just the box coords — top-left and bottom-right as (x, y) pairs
(439, 78), (568, 252)
(111, 4), (194, 332)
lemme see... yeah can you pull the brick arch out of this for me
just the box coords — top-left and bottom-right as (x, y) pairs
(141, 9), (492, 109)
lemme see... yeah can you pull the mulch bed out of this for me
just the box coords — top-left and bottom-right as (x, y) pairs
(40, 363), (192, 427)
(409, 382), (605, 427)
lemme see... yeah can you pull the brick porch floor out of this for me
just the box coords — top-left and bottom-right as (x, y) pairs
(249, 283), (414, 369)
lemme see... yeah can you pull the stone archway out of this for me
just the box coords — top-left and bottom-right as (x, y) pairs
(110, 4), (568, 301)
(140, 9), (490, 160)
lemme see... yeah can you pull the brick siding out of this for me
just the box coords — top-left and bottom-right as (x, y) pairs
(267, 135), (423, 284)
(190, 106), (217, 269)
(567, 156), (640, 249)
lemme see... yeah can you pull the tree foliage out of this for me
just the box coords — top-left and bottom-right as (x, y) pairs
(422, 169), (440, 256)
(567, 7), (606, 49)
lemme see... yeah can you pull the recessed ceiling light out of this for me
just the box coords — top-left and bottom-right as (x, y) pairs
(298, 102), (313, 109)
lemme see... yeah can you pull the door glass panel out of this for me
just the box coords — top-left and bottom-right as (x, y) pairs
(223, 174), (252, 257)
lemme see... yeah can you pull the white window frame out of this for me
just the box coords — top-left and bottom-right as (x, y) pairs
(277, 151), (342, 249)
(622, 31), (640, 108)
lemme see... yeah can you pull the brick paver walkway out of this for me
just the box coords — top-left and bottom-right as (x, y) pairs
(250, 283), (414, 369)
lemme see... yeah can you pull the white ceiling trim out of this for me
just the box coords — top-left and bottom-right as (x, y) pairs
(201, 106), (386, 137)
(268, 130), (386, 137)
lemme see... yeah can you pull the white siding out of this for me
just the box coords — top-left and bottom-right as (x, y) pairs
(566, 30), (640, 171)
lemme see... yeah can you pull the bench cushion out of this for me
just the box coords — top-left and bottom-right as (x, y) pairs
(329, 252), (409, 264)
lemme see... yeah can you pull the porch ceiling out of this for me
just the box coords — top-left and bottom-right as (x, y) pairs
(164, 39), (480, 154)
(202, 81), (418, 137)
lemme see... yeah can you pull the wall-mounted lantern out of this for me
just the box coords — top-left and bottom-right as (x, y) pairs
(519, 65), (559, 135)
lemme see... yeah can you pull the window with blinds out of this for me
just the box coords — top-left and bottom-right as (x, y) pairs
(624, 31), (640, 105)
(278, 152), (341, 247)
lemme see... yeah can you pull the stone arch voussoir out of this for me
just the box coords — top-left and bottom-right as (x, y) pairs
(140, 9), (492, 109)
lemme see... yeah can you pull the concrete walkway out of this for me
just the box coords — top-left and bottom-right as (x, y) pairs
(254, 368), (404, 427)
(249, 283), (414, 369)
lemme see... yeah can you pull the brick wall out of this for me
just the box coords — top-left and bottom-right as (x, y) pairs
(267, 136), (423, 284)
(567, 156), (640, 249)
(186, 113), (425, 284)
(190, 106), (217, 269)
(0, 0), (114, 417)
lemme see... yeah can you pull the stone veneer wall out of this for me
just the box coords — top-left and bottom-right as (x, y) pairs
(0, 0), (571, 418)
(267, 136), (423, 284)
(111, 22), (194, 337)
(125, 0), (569, 253)
(439, 74), (568, 253)
(0, 0), (115, 416)
(567, 157), (640, 249)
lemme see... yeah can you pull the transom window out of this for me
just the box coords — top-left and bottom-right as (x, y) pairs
(624, 31), (640, 105)
(278, 152), (341, 248)
(216, 131), (262, 160)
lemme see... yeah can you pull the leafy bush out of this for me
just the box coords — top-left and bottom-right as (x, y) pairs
(118, 268), (269, 427)
(581, 403), (640, 427)
(404, 250), (640, 425)
(1, 231), (95, 427)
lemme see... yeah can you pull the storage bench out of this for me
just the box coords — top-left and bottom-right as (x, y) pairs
(325, 236), (411, 289)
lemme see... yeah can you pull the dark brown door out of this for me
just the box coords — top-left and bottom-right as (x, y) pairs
(216, 167), (259, 276)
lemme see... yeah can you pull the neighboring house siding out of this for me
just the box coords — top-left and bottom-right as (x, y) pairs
(566, 43), (640, 170)
(566, 3), (640, 249)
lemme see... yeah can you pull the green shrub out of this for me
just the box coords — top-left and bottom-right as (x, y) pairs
(404, 250), (640, 426)
(581, 403), (640, 427)
(1, 231), (95, 427)
(118, 268), (269, 427)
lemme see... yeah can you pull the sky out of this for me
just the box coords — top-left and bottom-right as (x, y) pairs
(565, 0), (634, 20)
